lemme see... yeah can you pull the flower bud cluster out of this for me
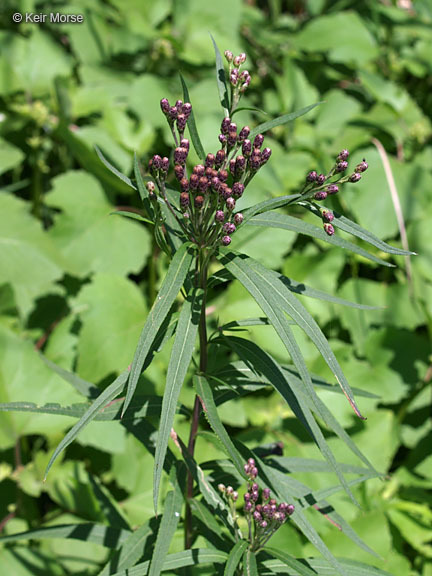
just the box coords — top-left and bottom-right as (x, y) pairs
(225, 50), (250, 93)
(302, 149), (369, 236)
(160, 98), (192, 139)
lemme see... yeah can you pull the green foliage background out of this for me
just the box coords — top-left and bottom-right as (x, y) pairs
(0, 0), (431, 574)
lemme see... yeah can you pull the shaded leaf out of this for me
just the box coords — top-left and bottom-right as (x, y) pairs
(95, 145), (136, 190)
(264, 547), (318, 576)
(249, 103), (322, 140)
(180, 74), (206, 160)
(210, 34), (230, 115)
(224, 540), (248, 576)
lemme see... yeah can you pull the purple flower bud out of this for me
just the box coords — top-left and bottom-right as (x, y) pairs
(182, 103), (192, 118)
(219, 184), (231, 200)
(205, 167), (213, 178)
(349, 173), (362, 182)
(151, 154), (162, 170)
(244, 501), (252, 512)
(336, 161), (348, 172)
(168, 106), (178, 120)
(278, 503), (288, 512)
(253, 511), (262, 522)
(180, 138), (190, 151)
(222, 235), (231, 246)
(215, 210), (225, 223)
(215, 149), (226, 168)
(232, 491), (238, 501)
(211, 177), (221, 192)
(260, 520), (268, 528)
(244, 492), (251, 501)
(263, 488), (271, 501)
(229, 158), (236, 175)
(224, 50), (233, 63)
(175, 99), (183, 109)
(337, 149), (349, 161)
(219, 134), (227, 145)
(232, 182), (245, 198)
(235, 156), (246, 176)
(230, 69), (239, 86)
(174, 164), (184, 180)
(193, 164), (205, 177)
(146, 181), (155, 197)
(239, 70), (249, 82)
(199, 176), (209, 192)
(253, 134), (264, 148)
(250, 155), (261, 171)
(161, 157), (169, 173)
(242, 139), (252, 157)
(252, 483), (259, 491)
(317, 173), (326, 184)
(276, 511), (286, 523)
(262, 504), (271, 517)
(183, 211), (190, 219)
(180, 192), (190, 207)
(218, 483), (225, 492)
(221, 117), (231, 135)
(176, 114), (187, 133)
(194, 195), (204, 208)
(226, 197), (236, 211)
(189, 173), (198, 189)
(160, 98), (170, 115)
(234, 212), (244, 225)
(205, 153), (215, 168)
(174, 147), (188, 165)
(229, 122), (237, 133)
(218, 169), (228, 182)
(238, 52), (246, 64)
(287, 504), (295, 516)
(248, 458), (256, 466)
(239, 126), (250, 141)
(269, 499), (276, 506)
(228, 131), (237, 148)
(314, 190), (327, 201)
(223, 222), (236, 234)
(322, 209), (334, 223)
(326, 184), (339, 195)
(240, 76), (251, 92)
(307, 170), (318, 182)
(355, 160), (368, 173)
(226, 486), (233, 495)
(233, 55), (242, 67)
(261, 147), (272, 164)
(252, 490), (259, 502)
(324, 223), (335, 236)
(180, 178), (189, 192)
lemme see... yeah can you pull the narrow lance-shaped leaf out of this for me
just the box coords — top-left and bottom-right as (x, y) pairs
(210, 34), (230, 116)
(134, 151), (156, 219)
(302, 202), (415, 256)
(241, 194), (301, 223)
(249, 102), (323, 140)
(153, 287), (202, 513)
(45, 369), (129, 479)
(248, 212), (394, 267)
(224, 540), (248, 576)
(124, 243), (195, 416)
(264, 547), (318, 576)
(243, 549), (259, 576)
(194, 374), (246, 477)
(95, 146), (136, 190)
(111, 210), (154, 226)
(180, 74), (206, 161)
(149, 466), (184, 576)
(39, 354), (99, 398)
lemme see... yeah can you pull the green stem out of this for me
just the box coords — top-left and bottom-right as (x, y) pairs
(184, 250), (208, 549)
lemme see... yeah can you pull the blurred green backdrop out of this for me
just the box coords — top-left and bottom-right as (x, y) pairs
(0, 1), (431, 575)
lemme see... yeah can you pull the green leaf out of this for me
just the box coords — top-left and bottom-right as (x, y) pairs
(242, 194), (301, 223)
(194, 374), (245, 477)
(248, 212), (393, 267)
(219, 251), (365, 419)
(190, 498), (234, 548)
(298, 558), (393, 576)
(45, 370), (129, 479)
(153, 288), (202, 512)
(180, 74), (206, 160)
(0, 138), (24, 175)
(243, 548), (259, 576)
(124, 243), (195, 416)
(264, 547), (318, 576)
(231, 106), (268, 117)
(303, 203), (415, 256)
(111, 210), (154, 226)
(98, 520), (156, 576)
(95, 145), (136, 190)
(249, 102), (322, 140)
(149, 472), (183, 576)
(224, 540), (248, 576)
(210, 34), (230, 116)
(134, 152), (156, 219)
(0, 524), (131, 549)
(40, 355), (99, 399)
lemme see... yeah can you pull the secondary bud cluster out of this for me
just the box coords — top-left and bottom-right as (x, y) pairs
(225, 50), (250, 93)
(302, 149), (369, 236)
(160, 98), (192, 139)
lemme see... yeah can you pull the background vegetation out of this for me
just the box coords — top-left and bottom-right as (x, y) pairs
(0, 0), (431, 574)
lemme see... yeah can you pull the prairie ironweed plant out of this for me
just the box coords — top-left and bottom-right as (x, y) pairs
(5, 41), (412, 576)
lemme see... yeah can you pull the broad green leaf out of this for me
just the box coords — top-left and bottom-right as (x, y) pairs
(243, 548), (259, 576)
(220, 336), (356, 505)
(210, 34), (230, 115)
(149, 473), (183, 576)
(106, 548), (227, 576)
(124, 243), (195, 416)
(262, 557), (393, 575)
(264, 547), (318, 576)
(134, 152), (156, 219)
(249, 103), (322, 140)
(194, 374), (245, 476)
(0, 523), (131, 549)
(224, 540), (248, 576)
(45, 370), (129, 479)
(95, 145), (136, 190)
(111, 210), (154, 226)
(219, 251), (365, 419)
(0, 138), (24, 175)
(302, 203), (414, 256)
(154, 288), (202, 512)
(242, 195), (301, 222)
(247, 213), (393, 267)
(180, 73), (206, 160)
(98, 520), (156, 576)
